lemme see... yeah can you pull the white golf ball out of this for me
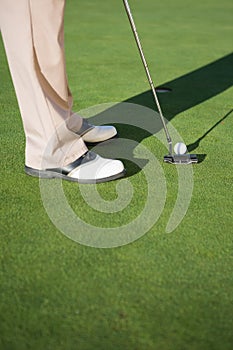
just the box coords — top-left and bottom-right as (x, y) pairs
(174, 142), (187, 155)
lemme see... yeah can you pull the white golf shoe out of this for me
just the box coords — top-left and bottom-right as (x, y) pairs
(25, 151), (125, 184)
(82, 125), (117, 143)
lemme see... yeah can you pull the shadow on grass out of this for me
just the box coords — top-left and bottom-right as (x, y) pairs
(124, 53), (233, 167)
(126, 52), (233, 120)
(89, 53), (233, 174)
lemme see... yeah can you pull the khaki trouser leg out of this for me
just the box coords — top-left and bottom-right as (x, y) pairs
(0, 0), (87, 169)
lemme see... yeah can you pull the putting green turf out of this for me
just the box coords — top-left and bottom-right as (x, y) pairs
(1, 0), (233, 349)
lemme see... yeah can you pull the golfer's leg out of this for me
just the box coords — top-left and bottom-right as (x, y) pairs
(29, 0), (116, 141)
(28, 0), (86, 137)
(0, 0), (87, 169)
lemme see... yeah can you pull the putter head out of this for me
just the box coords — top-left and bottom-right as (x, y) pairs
(164, 154), (198, 164)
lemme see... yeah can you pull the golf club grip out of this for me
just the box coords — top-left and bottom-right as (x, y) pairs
(123, 0), (172, 148)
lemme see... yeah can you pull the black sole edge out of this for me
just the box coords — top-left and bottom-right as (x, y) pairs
(25, 166), (126, 184)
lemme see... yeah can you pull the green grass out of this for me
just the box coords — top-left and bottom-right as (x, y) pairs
(1, 0), (233, 349)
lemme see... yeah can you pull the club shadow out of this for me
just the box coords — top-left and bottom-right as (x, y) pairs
(187, 109), (233, 153)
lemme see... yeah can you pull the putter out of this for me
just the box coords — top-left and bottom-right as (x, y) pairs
(123, 0), (198, 164)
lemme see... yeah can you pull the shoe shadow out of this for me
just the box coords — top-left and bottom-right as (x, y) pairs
(88, 125), (151, 178)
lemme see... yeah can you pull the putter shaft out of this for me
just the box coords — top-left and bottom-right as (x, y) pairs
(123, 0), (172, 154)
